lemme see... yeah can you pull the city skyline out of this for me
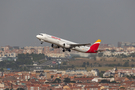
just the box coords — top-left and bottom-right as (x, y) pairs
(0, 0), (135, 47)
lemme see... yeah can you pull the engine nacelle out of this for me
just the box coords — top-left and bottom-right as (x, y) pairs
(59, 42), (70, 48)
(64, 43), (70, 48)
(51, 44), (60, 48)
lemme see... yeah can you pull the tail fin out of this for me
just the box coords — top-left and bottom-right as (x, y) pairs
(86, 39), (101, 53)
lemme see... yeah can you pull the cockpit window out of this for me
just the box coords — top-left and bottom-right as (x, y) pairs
(39, 34), (43, 36)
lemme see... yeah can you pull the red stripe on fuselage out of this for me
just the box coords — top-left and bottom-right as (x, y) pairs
(51, 36), (61, 40)
(86, 43), (100, 53)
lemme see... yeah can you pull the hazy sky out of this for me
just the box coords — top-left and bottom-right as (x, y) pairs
(0, 0), (135, 47)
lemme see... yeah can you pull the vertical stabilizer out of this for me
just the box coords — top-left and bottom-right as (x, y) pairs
(86, 39), (101, 53)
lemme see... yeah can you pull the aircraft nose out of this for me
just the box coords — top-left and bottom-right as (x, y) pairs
(36, 35), (40, 39)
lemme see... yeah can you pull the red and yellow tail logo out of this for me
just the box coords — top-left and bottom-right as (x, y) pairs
(94, 39), (101, 44)
(86, 39), (101, 53)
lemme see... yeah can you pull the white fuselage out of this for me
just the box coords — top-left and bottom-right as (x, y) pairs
(36, 33), (90, 53)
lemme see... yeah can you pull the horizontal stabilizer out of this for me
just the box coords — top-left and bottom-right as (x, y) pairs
(95, 50), (105, 53)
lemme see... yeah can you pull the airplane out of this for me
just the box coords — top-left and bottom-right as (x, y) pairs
(36, 33), (102, 53)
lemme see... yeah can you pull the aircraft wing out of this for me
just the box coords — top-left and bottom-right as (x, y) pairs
(97, 50), (105, 52)
(70, 43), (91, 48)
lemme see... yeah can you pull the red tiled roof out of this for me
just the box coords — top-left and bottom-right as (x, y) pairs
(74, 77), (94, 81)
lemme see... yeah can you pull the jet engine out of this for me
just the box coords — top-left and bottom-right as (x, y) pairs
(51, 44), (60, 48)
(59, 42), (70, 48)
(63, 43), (71, 48)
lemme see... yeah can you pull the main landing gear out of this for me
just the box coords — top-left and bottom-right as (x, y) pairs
(62, 48), (71, 52)
(63, 49), (65, 52)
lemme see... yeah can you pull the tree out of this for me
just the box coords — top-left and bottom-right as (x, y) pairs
(99, 80), (110, 83)
(87, 62), (89, 66)
(0, 68), (4, 71)
(99, 64), (102, 67)
(120, 87), (125, 89)
(99, 72), (103, 78)
(131, 64), (134, 67)
(110, 81), (116, 83)
(17, 88), (25, 90)
(63, 77), (71, 83)
(90, 63), (92, 67)
(123, 61), (129, 67)
(71, 65), (74, 69)
(126, 75), (135, 79)
(121, 54), (127, 58)
(53, 78), (61, 83)
(70, 81), (76, 83)
(98, 53), (103, 57)
(111, 49), (116, 52)
(93, 57), (96, 61)
(51, 75), (54, 79)
(4, 88), (9, 90)
(63, 61), (67, 65)
(117, 63), (121, 66)
(82, 62), (86, 67)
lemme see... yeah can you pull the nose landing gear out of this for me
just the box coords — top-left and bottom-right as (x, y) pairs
(41, 42), (43, 44)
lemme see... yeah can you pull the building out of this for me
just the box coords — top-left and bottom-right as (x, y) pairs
(114, 67), (118, 81)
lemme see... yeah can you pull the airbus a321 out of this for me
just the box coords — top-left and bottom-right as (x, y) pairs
(36, 33), (102, 53)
